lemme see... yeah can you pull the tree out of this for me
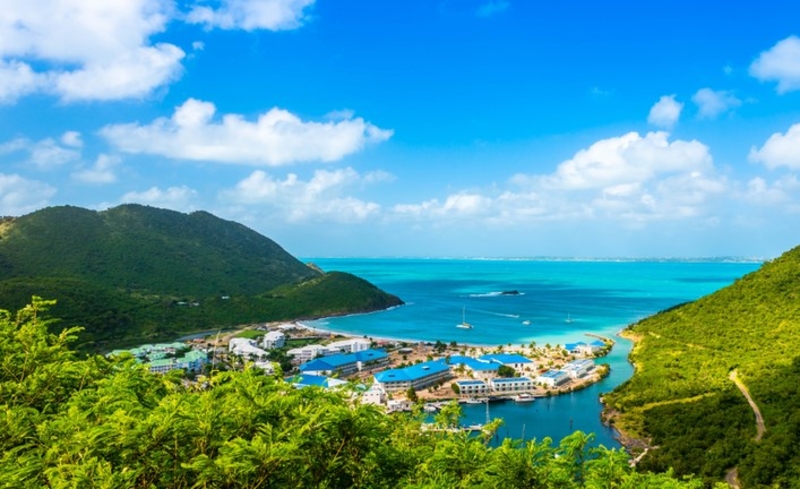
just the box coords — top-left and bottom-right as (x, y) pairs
(451, 382), (460, 395)
(498, 365), (516, 378)
(406, 386), (418, 403)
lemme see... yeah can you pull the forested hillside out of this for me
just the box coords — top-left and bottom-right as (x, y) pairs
(0, 205), (402, 350)
(605, 245), (800, 487)
(0, 299), (717, 488)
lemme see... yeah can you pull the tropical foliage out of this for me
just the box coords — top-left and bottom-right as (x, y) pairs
(0, 205), (402, 351)
(0, 298), (716, 488)
(604, 245), (800, 486)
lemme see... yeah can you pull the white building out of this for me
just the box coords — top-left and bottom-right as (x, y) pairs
(455, 379), (489, 396)
(229, 338), (268, 360)
(360, 384), (386, 406)
(287, 344), (331, 363)
(325, 338), (371, 354)
(262, 331), (286, 349)
(536, 369), (571, 387)
(489, 377), (534, 393)
(563, 359), (595, 379)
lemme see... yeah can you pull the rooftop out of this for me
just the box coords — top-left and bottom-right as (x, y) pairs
(491, 376), (532, 384)
(480, 353), (533, 365)
(374, 360), (450, 383)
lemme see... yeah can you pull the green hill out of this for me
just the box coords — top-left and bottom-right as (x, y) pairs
(604, 246), (800, 486)
(0, 205), (402, 351)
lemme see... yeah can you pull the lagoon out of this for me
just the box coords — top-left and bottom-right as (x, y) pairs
(305, 258), (760, 447)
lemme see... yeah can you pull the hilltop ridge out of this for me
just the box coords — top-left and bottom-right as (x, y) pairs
(0, 204), (402, 350)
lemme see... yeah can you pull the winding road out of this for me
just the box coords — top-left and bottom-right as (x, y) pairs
(725, 369), (766, 488)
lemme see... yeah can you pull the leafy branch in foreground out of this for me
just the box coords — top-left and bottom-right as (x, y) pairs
(0, 298), (718, 488)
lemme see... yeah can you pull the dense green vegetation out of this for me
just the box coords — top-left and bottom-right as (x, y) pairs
(604, 245), (800, 487)
(0, 298), (718, 488)
(0, 205), (402, 351)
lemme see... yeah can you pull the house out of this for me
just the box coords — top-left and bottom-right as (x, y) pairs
(228, 338), (268, 360)
(489, 377), (534, 393)
(479, 353), (536, 372)
(374, 361), (452, 393)
(455, 379), (489, 396)
(536, 369), (571, 387)
(360, 384), (386, 406)
(299, 353), (359, 377)
(262, 331), (286, 349)
(563, 359), (595, 379)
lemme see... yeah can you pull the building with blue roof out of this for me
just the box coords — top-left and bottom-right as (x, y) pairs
(455, 379), (488, 396)
(354, 349), (389, 371)
(299, 349), (388, 377)
(447, 355), (499, 379)
(374, 360), (451, 392)
(536, 369), (571, 387)
(563, 359), (595, 379)
(565, 340), (606, 356)
(479, 353), (536, 372)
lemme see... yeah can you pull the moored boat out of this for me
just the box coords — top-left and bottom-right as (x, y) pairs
(513, 393), (536, 403)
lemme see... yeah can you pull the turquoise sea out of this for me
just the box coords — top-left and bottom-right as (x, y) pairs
(305, 258), (760, 448)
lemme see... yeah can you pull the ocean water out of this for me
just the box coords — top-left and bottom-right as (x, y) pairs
(305, 258), (760, 448)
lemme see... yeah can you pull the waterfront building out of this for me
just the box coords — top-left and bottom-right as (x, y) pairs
(262, 331), (286, 349)
(479, 353), (536, 372)
(563, 358), (595, 379)
(374, 361), (452, 392)
(455, 379), (489, 396)
(489, 376), (534, 393)
(354, 349), (389, 371)
(325, 338), (371, 354)
(536, 369), (571, 387)
(565, 340), (606, 356)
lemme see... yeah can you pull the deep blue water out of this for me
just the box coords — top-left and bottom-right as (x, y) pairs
(304, 258), (760, 448)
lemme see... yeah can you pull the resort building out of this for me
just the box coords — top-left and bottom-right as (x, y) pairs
(262, 331), (286, 349)
(354, 349), (390, 371)
(489, 377), (534, 393)
(479, 353), (536, 372)
(299, 354), (359, 377)
(536, 369), (571, 388)
(563, 359), (595, 379)
(287, 344), (332, 363)
(360, 384), (386, 406)
(228, 338), (268, 360)
(455, 379), (489, 396)
(325, 338), (371, 354)
(565, 340), (606, 356)
(147, 349), (208, 374)
(447, 355), (499, 379)
(374, 361), (452, 393)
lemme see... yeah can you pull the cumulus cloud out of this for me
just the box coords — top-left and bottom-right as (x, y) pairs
(692, 88), (741, 119)
(744, 176), (800, 205)
(187, 0), (315, 31)
(221, 167), (383, 222)
(647, 95), (683, 128)
(0, 0), (185, 103)
(101, 98), (393, 165)
(72, 154), (121, 184)
(749, 123), (800, 170)
(0, 134), (82, 169)
(750, 36), (800, 93)
(540, 131), (712, 190)
(0, 173), (57, 215)
(120, 185), (198, 211)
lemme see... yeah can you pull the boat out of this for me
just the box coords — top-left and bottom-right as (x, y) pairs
(465, 397), (488, 404)
(513, 393), (536, 403)
(522, 320), (531, 325)
(456, 306), (472, 329)
(423, 403), (439, 413)
(565, 313), (573, 324)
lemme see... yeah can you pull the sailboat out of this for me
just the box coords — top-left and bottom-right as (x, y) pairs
(565, 313), (573, 324)
(456, 306), (473, 329)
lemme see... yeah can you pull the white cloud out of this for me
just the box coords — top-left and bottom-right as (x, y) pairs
(692, 88), (741, 119)
(0, 0), (184, 103)
(750, 36), (800, 93)
(101, 98), (393, 165)
(744, 176), (800, 205)
(0, 135), (82, 169)
(60, 131), (83, 148)
(647, 95), (683, 128)
(222, 167), (383, 222)
(187, 0), (315, 31)
(749, 123), (800, 170)
(542, 131), (712, 190)
(120, 185), (198, 211)
(0, 173), (57, 215)
(72, 154), (121, 184)
(476, 1), (509, 18)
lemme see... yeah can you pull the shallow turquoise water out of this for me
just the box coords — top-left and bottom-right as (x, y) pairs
(305, 258), (760, 448)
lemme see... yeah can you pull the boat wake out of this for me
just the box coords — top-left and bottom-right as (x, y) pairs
(468, 291), (526, 298)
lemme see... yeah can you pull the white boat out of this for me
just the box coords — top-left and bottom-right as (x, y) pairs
(522, 320), (531, 325)
(465, 397), (488, 404)
(565, 313), (573, 323)
(456, 306), (472, 329)
(423, 403), (439, 413)
(513, 393), (536, 403)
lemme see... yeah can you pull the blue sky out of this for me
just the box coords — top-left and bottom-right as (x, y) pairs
(2, 0), (800, 258)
